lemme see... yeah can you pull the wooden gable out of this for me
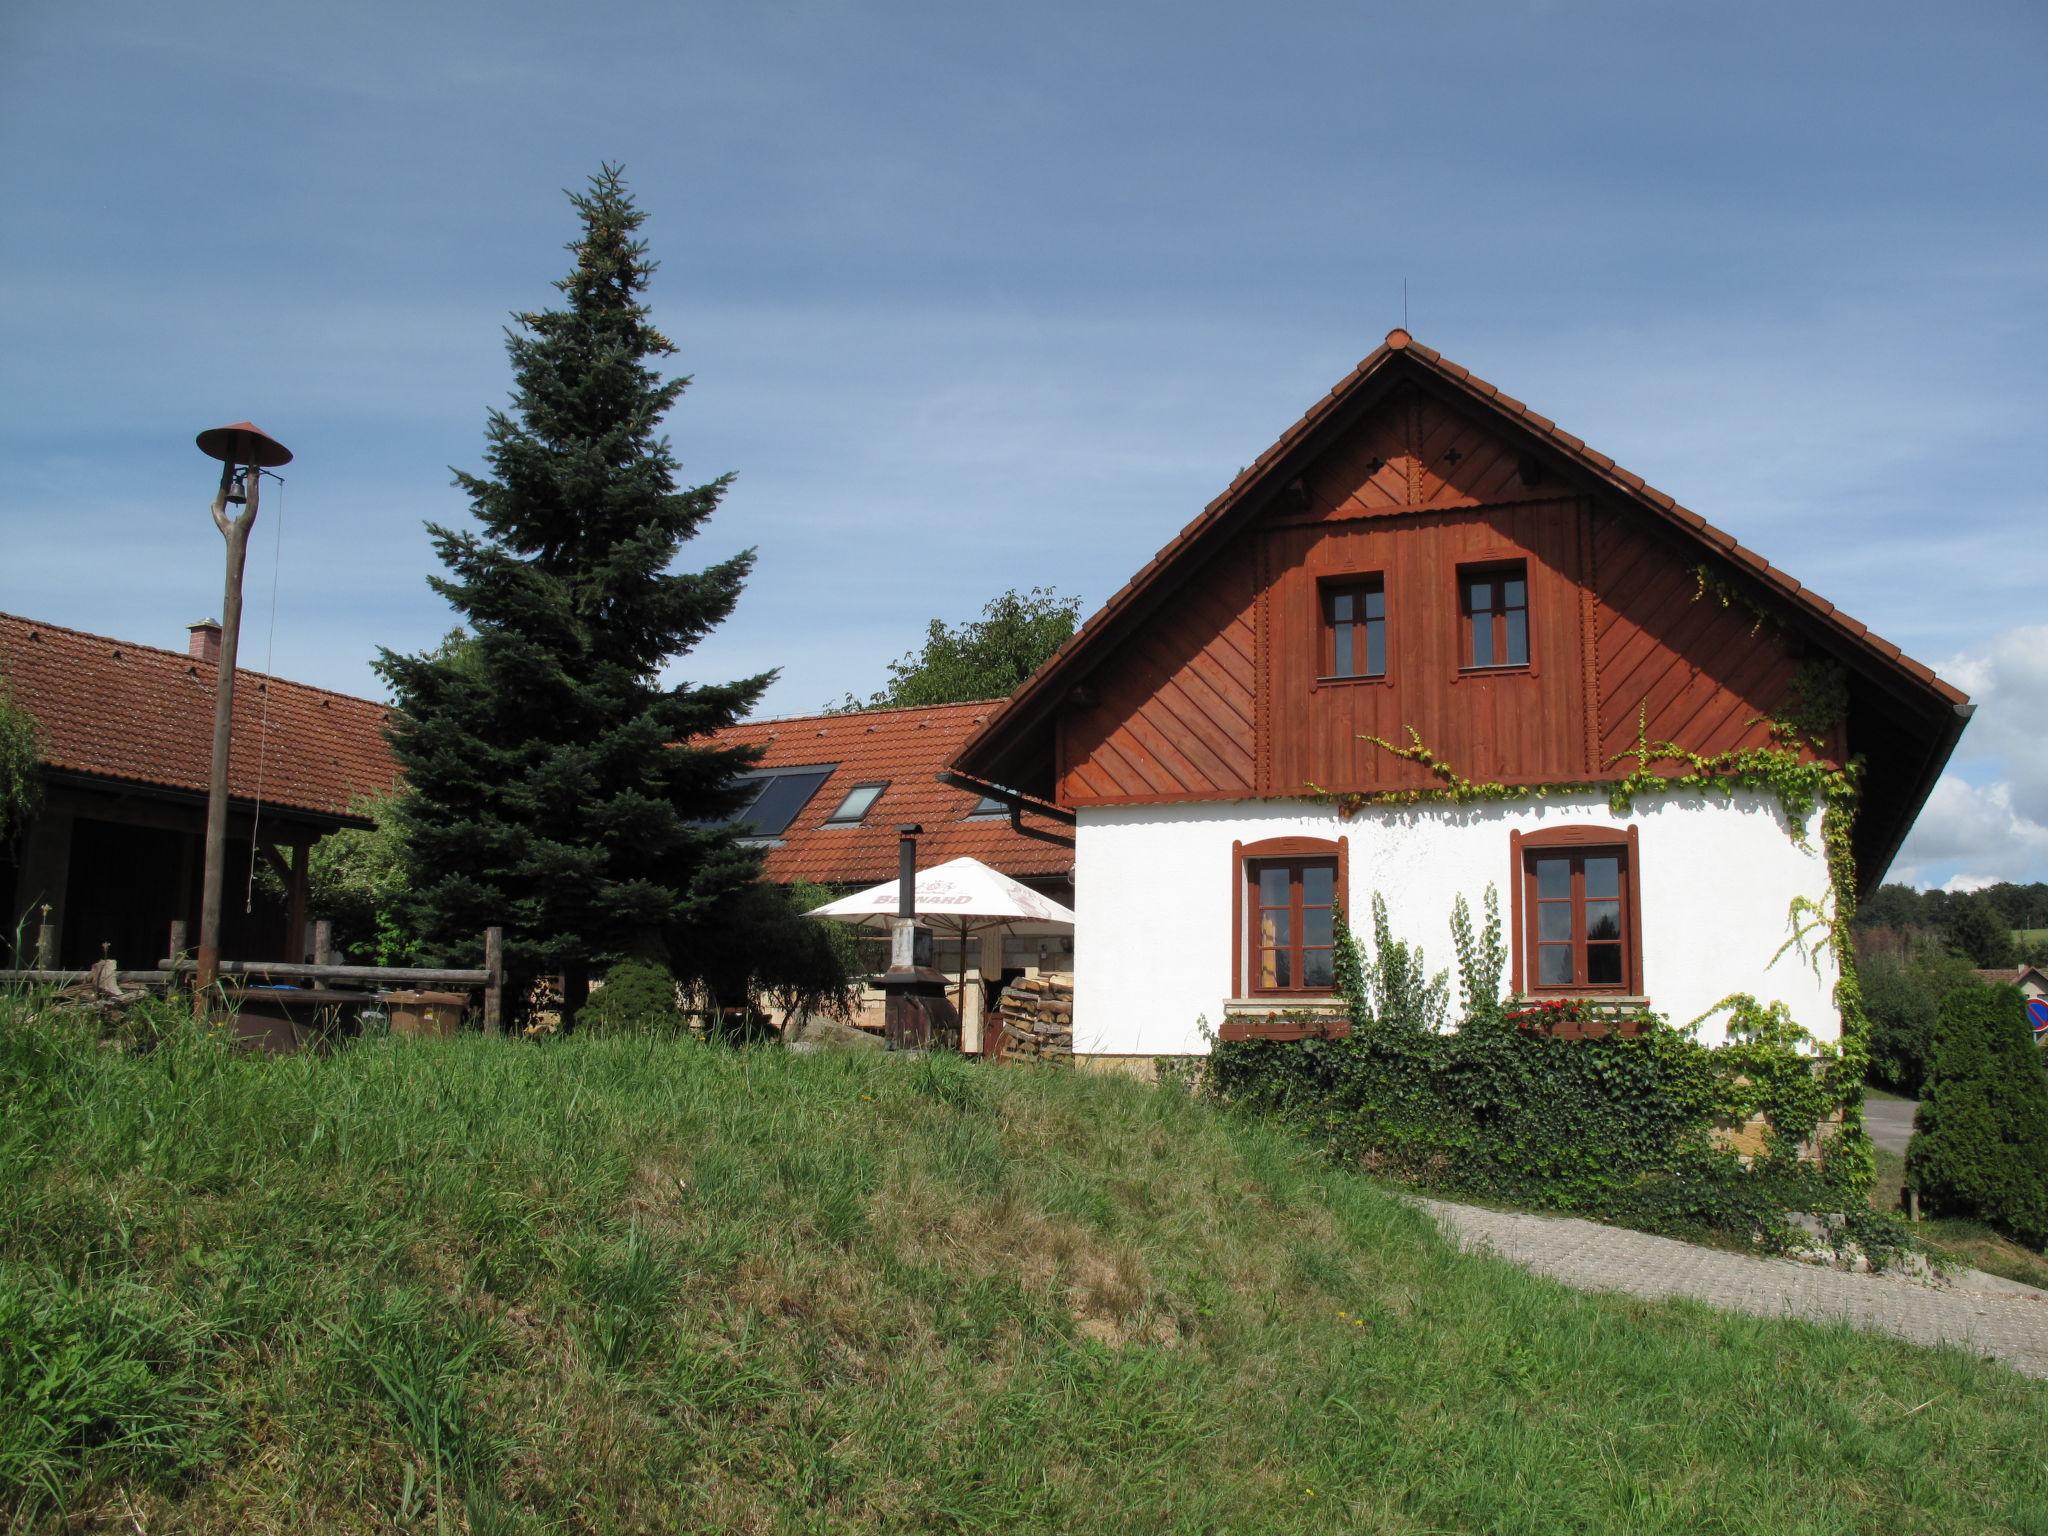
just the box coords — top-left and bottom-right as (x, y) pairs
(953, 331), (1968, 889)
(1052, 385), (1819, 805)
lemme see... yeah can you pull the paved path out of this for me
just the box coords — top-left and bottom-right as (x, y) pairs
(1863, 1094), (1918, 1156)
(1421, 1198), (2048, 1378)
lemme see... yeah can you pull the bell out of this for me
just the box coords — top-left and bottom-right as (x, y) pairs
(223, 467), (251, 506)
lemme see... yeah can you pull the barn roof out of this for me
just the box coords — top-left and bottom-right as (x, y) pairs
(709, 700), (1073, 888)
(0, 612), (399, 824)
(952, 330), (1971, 890)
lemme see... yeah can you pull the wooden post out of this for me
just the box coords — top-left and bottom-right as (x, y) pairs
(1908, 1189), (1921, 1223)
(313, 919), (335, 968)
(34, 904), (54, 970)
(483, 926), (504, 1036)
(195, 454), (260, 1015)
(283, 842), (309, 963)
(168, 919), (188, 961)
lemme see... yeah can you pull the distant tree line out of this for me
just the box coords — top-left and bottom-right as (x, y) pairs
(1855, 881), (2048, 971)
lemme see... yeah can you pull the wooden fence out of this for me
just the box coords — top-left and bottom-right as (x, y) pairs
(1, 921), (507, 1035)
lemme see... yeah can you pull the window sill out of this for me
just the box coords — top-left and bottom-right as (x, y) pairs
(1312, 674), (1392, 690)
(1454, 664), (1535, 680)
(1518, 993), (1649, 1005)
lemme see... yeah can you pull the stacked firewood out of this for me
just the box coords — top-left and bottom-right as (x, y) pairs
(995, 972), (1073, 1063)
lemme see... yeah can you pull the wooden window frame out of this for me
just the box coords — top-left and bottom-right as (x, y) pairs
(1458, 559), (1531, 672)
(1508, 825), (1643, 996)
(1231, 836), (1349, 998)
(1318, 574), (1387, 683)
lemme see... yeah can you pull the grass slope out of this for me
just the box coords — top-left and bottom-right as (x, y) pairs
(4, 1002), (2046, 1534)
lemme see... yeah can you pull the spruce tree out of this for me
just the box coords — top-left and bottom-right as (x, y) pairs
(377, 165), (769, 1013)
(1906, 983), (2048, 1247)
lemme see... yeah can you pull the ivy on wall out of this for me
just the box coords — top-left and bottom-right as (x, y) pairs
(1220, 662), (1892, 1248)
(1211, 911), (1886, 1251)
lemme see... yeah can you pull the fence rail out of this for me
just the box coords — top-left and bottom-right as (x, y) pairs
(5, 925), (507, 1035)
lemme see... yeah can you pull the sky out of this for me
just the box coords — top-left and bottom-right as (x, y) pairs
(1, 1), (2043, 890)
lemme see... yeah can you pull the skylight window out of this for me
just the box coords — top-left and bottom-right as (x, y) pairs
(726, 766), (834, 837)
(966, 794), (1008, 819)
(824, 782), (887, 825)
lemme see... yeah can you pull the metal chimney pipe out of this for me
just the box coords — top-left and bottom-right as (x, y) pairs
(896, 824), (922, 918)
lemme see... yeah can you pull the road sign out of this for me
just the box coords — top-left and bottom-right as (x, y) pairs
(2028, 997), (2048, 1037)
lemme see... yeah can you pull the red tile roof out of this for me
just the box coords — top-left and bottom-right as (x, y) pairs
(0, 612), (399, 822)
(710, 700), (1074, 888)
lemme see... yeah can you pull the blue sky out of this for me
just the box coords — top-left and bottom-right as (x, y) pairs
(2, 1), (2043, 887)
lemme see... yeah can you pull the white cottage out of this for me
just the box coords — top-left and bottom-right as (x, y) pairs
(948, 331), (1971, 1069)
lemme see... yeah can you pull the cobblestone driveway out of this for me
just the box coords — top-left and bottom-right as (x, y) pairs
(1421, 1198), (2048, 1378)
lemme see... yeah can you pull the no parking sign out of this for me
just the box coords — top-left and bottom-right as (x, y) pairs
(2029, 998), (2048, 1039)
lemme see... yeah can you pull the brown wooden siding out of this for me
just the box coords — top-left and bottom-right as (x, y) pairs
(1053, 390), (1831, 809)
(1056, 548), (1258, 803)
(1263, 499), (1591, 797)
(1591, 505), (1810, 764)
(1288, 385), (1564, 526)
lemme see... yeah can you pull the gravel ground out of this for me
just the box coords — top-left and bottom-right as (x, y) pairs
(1421, 1197), (2048, 1378)
(1862, 1094), (1918, 1156)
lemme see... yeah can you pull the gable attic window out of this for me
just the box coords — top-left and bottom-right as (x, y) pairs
(823, 781), (887, 826)
(1460, 562), (1529, 669)
(1510, 826), (1643, 995)
(726, 765), (834, 838)
(1321, 576), (1386, 680)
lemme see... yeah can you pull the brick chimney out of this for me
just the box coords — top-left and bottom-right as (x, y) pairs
(187, 619), (222, 665)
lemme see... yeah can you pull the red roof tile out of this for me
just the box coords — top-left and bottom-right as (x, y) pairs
(1, 612), (399, 822)
(711, 700), (1073, 889)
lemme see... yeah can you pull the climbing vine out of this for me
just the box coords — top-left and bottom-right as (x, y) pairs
(1689, 562), (1773, 637)
(1257, 662), (1887, 1237)
(1211, 898), (1885, 1250)
(0, 664), (40, 848)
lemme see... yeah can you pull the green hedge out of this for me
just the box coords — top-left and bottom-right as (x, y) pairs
(1210, 897), (1877, 1248)
(1906, 982), (2048, 1247)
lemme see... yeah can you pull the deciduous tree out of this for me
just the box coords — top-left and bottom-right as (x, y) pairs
(838, 587), (1080, 710)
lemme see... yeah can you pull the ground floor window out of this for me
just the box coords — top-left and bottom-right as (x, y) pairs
(1511, 825), (1642, 995)
(1233, 836), (1349, 998)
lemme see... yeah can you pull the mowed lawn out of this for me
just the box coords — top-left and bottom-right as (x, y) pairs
(3, 999), (2045, 1534)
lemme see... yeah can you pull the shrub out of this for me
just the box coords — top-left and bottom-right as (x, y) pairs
(1861, 954), (1938, 1095)
(582, 960), (685, 1038)
(1905, 982), (2048, 1247)
(1210, 892), (1875, 1248)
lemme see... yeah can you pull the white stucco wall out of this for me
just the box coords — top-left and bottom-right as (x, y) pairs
(1072, 790), (1840, 1056)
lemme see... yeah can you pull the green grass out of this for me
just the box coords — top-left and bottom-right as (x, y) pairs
(5, 996), (2048, 1533)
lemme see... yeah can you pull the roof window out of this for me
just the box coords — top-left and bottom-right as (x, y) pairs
(824, 782), (887, 825)
(727, 765), (834, 837)
(966, 794), (1008, 819)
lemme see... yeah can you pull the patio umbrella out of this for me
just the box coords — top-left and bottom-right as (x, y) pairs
(804, 856), (1076, 1036)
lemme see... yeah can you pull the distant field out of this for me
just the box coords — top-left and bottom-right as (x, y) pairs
(2015, 928), (2048, 948)
(6, 997), (2048, 1533)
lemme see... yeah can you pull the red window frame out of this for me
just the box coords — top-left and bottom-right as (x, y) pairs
(1509, 826), (1643, 996)
(1232, 836), (1349, 999)
(1460, 561), (1530, 670)
(1320, 576), (1387, 680)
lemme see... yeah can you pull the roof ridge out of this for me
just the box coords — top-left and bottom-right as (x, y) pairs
(0, 610), (391, 713)
(731, 697), (1007, 729)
